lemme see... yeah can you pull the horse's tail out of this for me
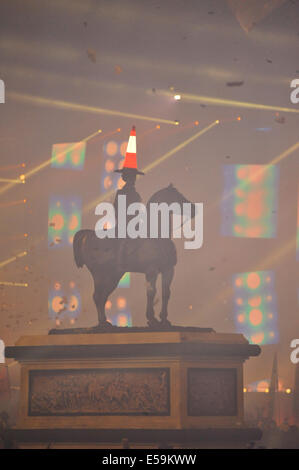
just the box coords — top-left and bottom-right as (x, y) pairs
(73, 230), (89, 268)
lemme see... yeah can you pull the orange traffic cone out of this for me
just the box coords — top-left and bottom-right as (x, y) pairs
(115, 126), (144, 175)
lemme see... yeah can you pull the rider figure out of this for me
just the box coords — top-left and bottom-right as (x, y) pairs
(114, 126), (144, 271)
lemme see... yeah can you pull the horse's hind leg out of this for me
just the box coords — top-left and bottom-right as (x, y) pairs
(93, 273), (123, 326)
(160, 266), (174, 326)
(145, 270), (159, 327)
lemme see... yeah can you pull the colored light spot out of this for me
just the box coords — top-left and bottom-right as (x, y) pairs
(56, 150), (67, 164)
(248, 296), (261, 307)
(69, 295), (79, 311)
(235, 188), (245, 198)
(236, 298), (243, 306)
(69, 281), (75, 289)
(105, 300), (112, 310)
(52, 296), (64, 313)
(249, 309), (263, 326)
(237, 313), (245, 323)
(248, 165), (265, 184)
(222, 165), (278, 240)
(234, 225), (243, 234)
(54, 282), (61, 291)
(117, 297), (127, 310)
(68, 235), (74, 245)
(257, 380), (269, 392)
(103, 176), (113, 189)
(247, 272), (261, 289)
(237, 167), (248, 180)
(117, 314), (130, 327)
(251, 332), (265, 344)
(246, 191), (264, 220)
(235, 203), (245, 216)
(105, 159), (115, 173)
(268, 313), (273, 319)
(50, 213), (64, 231)
(68, 214), (79, 231)
(286, 388), (291, 394)
(235, 278), (243, 287)
(245, 226), (263, 238)
(71, 150), (81, 165)
(106, 141), (118, 156)
(120, 141), (128, 157)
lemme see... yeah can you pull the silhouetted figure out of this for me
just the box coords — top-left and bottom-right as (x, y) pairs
(114, 169), (143, 271)
(114, 126), (144, 271)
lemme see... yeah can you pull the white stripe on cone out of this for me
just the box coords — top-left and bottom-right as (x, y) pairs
(126, 134), (136, 155)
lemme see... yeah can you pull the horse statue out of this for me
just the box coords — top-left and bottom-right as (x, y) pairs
(73, 184), (196, 328)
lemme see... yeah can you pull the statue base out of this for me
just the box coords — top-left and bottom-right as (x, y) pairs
(5, 329), (262, 448)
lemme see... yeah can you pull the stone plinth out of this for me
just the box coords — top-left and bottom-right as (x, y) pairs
(5, 329), (262, 447)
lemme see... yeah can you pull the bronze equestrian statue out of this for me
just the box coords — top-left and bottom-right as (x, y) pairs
(73, 127), (197, 328)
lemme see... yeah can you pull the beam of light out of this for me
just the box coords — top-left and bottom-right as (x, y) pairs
(138, 126), (161, 140)
(142, 120), (219, 173)
(0, 233), (29, 241)
(0, 199), (27, 209)
(0, 177), (24, 184)
(255, 237), (296, 272)
(8, 91), (179, 125)
(270, 141), (299, 166)
(0, 251), (27, 269)
(0, 163), (26, 171)
(244, 141), (299, 186)
(139, 121), (198, 145)
(0, 281), (28, 287)
(84, 120), (219, 212)
(0, 128), (102, 196)
(159, 90), (299, 114)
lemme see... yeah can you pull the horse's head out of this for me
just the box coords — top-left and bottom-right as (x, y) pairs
(147, 183), (197, 219)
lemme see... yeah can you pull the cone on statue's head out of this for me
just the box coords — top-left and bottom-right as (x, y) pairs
(115, 126), (145, 176)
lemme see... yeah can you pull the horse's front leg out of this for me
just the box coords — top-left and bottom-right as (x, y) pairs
(160, 266), (174, 326)
(93, 273), (123, 327)
(145, 270), (159, 327)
